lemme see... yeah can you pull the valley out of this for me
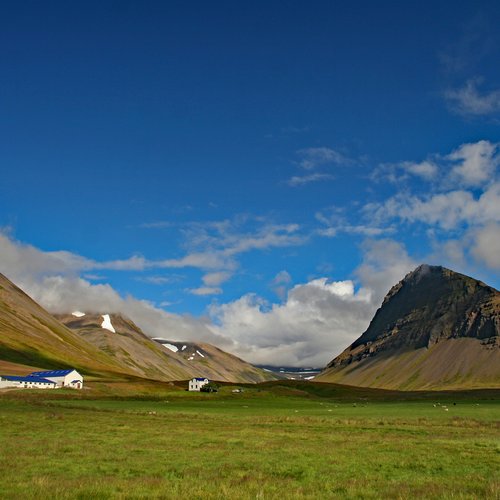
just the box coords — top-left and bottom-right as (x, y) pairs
(0, 381), (498, 499)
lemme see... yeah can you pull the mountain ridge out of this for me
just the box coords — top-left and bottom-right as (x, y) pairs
(317, 265), (500, 390)
(0, 272), (277, 383)
(55, 312), (278, 383)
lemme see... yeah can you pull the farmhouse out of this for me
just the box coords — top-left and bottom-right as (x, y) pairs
(0, 369), (83, 390)
(0, 375), (57, 389)
(30, 369), (83, 389)
(188, 377), (209, 391)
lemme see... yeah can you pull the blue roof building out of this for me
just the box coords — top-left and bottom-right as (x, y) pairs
(0, 368), (83, 390)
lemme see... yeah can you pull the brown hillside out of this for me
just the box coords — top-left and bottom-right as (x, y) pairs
(0, 273), (133, 377)
(55, 313), (278, 383)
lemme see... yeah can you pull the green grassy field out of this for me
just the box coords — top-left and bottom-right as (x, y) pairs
(0, 382), (499, 499)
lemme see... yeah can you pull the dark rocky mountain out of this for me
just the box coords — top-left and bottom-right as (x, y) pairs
(317, 265), (500, 390)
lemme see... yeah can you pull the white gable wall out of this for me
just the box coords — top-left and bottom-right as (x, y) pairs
(43, 370), (83, 388)
(188, 378), (209, 391)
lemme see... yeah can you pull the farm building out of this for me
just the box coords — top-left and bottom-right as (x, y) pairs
(0, 375), (57, 389)
(0, 369), (83, 390)
(29, 369), (83, 388)
(188, 377), (209, 391)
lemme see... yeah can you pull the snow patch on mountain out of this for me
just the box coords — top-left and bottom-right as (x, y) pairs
(72, 311), (85, 317)
(101, 314), (116, 333)
(162, 343), (179, 353)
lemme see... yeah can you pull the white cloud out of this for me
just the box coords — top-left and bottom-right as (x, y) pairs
(296, 147), (347, 170)
(137, 275), (183, 285)
(202, 271), (231, 287)
(315, 209), (390, 238)
(368, 182), (500, 231)
(447, 140), (499, 188)
(354, 239), (417, 306)
(97, 255), (148, 271)
(445, 78), (500, 116)
(401, 160), (438, 180)
(189, 286), (223, 296)
(158, 252), (230, 270)
(271, 270), (292, 300)
(288, 173), (335, 186)
(0, 231), (430, 367)
(0, 233), (228, 347)
(471, 223), (500, 269)
(208, 277), (373, 367)
(373, 160), (439, 183)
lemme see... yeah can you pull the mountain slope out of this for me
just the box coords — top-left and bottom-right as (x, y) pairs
(0, 272), (277, 383)
(55, 313), (279, 383)
(153, 338), (279, 383)
(0, 273), (132, 377)
(317, 265), (500, 390)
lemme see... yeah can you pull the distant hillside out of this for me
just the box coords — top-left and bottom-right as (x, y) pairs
(317, 265), (500, 390)
(153, 338), (280, 383)
(55, 314), (278, 384)
(0, 273), (131, 377)
(0, 273), (278, 383)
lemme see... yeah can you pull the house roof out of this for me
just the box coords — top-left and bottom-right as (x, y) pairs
(193, 377), (209, 381)
(2, 375), (56, 384)
(29, 369), (76, 377)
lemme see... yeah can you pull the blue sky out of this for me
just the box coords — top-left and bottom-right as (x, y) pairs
(1, 1), (499, 366)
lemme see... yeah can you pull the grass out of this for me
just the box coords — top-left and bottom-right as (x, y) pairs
(0, 382), (499, 499)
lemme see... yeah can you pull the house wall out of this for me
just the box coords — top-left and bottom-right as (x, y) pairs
(188, 378), (209, 391)
(44, 370), (83, 388)
(0, 379), (19, 389)
(0, 379), (55, 389)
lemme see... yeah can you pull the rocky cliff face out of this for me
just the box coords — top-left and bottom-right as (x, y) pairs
(317, 265), (500, 390)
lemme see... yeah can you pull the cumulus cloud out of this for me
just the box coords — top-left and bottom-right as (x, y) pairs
(373, 160), (439, 183)
(445, 78), (500, 116)
(0, 230), (417, 367)
(202, 272), (231, 287)
(470, 223), (500, 270)
(360, 139), (500, 281)
(402, 160), (439, 179)
(355, 239), (417, 306)
(0, 233), (228, 346)
(204, 239), (420, 367)
(368, 182), (500, 231)
(208, 277), (373, 367)
(447, 140), (499, 188)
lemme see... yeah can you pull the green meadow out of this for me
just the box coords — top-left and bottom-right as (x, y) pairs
(0, 381), (499, 499)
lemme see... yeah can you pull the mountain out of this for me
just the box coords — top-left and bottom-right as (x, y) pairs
(0, 273), (131, 377)
(152, 338), (280, 383)
(55, 313), (278, 383)
(317, 265), (500, 390)
(0, 272), (277, 383)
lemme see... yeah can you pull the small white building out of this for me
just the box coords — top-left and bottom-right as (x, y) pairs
(188, 377), (209, 391)
(0, 369), (83, 390)
(30, 369), (84, 389)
